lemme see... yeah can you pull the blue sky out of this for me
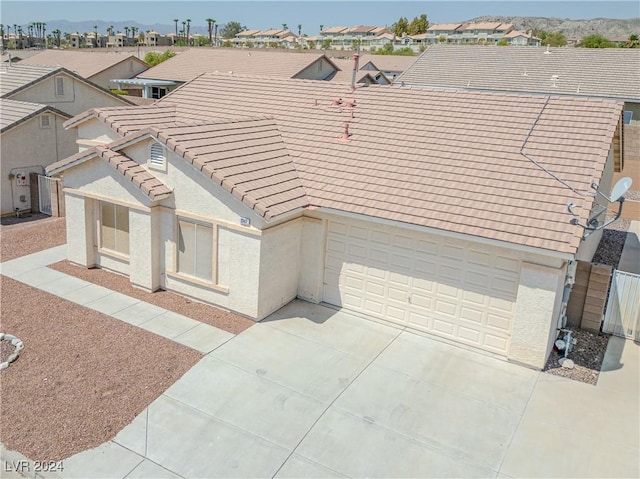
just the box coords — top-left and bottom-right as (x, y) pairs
(1, 1), (638, 30)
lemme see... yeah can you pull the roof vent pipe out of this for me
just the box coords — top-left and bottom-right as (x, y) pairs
(351, 51), (360, 91)
(339, 122), (351, 141)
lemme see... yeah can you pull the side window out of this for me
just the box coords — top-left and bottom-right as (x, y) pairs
(177, 219), (214, 282)
(100, 202), (130, 256)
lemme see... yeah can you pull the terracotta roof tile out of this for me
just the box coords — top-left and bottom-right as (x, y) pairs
(397, 44), (640, 100)
(59, 73), (622, 255)
(19, 50), (148, 79)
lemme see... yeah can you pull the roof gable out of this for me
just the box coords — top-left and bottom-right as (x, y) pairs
(0, 98), (70, 133)
(19, 51), (149, 79)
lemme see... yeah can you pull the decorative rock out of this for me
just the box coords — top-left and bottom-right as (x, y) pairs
(561, 358), (575, 369)
(0, 332), (24, 371)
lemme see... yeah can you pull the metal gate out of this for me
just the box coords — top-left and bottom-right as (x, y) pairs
(603, 270), (640, 341)
(38, 175), (52, 215)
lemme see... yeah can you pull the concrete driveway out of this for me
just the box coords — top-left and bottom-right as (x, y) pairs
(55, 300), (639, 478)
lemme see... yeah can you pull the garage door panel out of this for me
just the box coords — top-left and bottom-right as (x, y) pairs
(323, 220), (518, 357)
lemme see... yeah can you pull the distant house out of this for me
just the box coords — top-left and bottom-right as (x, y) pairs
(19, 50), (149, 90)
(0, 99), (74, 215)
(123, 48), (340, 98)
(504, 30), (542, 46)
(48, 73), (625, 369)
(319, 25), (392, 51)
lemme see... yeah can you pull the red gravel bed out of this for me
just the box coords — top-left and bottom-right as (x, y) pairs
(49, 261), (255, 335)
(0, 276), (202, 461)
(0, 216), (66, 262)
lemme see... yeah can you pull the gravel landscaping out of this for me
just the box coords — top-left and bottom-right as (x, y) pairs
(543, 329), (611, 385)
(0, 275), (203, 462)
(0, 215), (66, 262)
(49, 261), (255, 335)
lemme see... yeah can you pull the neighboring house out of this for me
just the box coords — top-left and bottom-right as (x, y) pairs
(329, 57), (391, 85)
(504, 30), (542, 46)
(48, 73), (625, 369)
(124, 49), (340, 98)
(0, 99), (74, 215)
(0, 63), (134, 116)
(319, 25), (392, 50)
(358, 54), (418, 82)
(19, 50), (149, 90)
(396, 45), (640, 122)
(424, 22), (530, 45)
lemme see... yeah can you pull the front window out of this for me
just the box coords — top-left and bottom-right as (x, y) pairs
(100, 202), (129, 255)
(177, 219), (213, 282)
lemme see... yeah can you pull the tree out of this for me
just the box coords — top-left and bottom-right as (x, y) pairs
(220, 21), (245, 39)
(497, 38), (509, 46)
(407, 14), (428, 35)
(144, 50), (176, 66)
(391, 16), (409, 37)
(321, 38), (332, 50)
(626, 33), (639, 48)
(297, 24), (302, 36)
(536, 30), (567, 47)
(186, 19), (191, 45)
(173, 19), (178, 39)
(578, 34), (615, 48)
(282, 23), (288, 31)
(206, 18), (215, 45)
(320, 24), (324, 32)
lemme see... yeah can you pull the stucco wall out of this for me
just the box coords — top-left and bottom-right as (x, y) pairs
(65, 193), (96, 267)
(257, 218), (303, 318)
(8, 73), (129, 116)
(576, 147), (615, 262)
(297, 217), (326, 302)
(76, 118), (123, 150)
(510, 261), (566, 369)
(295, 57), (337, 80)
(0, 113), (76, 215)
(89, 59), (149, 90)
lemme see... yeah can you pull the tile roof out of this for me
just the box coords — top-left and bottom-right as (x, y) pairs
(347, 26), (378, 33)
(19, 50), (148, 79)
(0, 98), (70, 132)
(0, 63), (58, 96)
(427, 23), (465, 31)
(0, 62), (134, 104)
(47, 145), (172, 201)
(137, 49), (333, 82)
(322, 27), (348, 34)
(462, 22), (505, 31)
(236, 30), (261, 37)
(397, 44), (640, 101)
(358, 54), (418, 73)
(60, 73), (623, 256)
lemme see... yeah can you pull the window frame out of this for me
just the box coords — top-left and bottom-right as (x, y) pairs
(98, 201), (130, 259)
(172, 215), (221, 288)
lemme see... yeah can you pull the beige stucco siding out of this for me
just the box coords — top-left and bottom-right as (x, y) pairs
(88, 59), (148, 90)
(8, 73), (129, 116)
(76, 118), (123, 151)
(1, 113), (75, 215)
(294, 57), (337, 80)
(257, 218), (303, 318)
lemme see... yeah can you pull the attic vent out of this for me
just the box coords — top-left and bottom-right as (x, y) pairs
(149, 142), (166, 170)
(55, 76), (64, 96)
(40, 114), (51, 129)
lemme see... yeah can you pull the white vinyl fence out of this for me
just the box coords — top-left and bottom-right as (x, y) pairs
(38, 175), (53, 215)
(603, 270), (640, 341)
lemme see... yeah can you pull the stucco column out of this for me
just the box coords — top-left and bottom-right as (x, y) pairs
(509, 262), (566, 369)
(297, 217), (326, 303)
(65, 194), (96, 267)
(128, 208), (161, 291)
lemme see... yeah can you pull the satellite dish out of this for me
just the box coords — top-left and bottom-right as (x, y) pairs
(609, 177), (632, 202)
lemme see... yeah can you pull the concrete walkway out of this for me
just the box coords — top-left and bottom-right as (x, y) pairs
(618, 220), (640, 274)
(0, 246), (234, 353)
(1, 248), (638, 478)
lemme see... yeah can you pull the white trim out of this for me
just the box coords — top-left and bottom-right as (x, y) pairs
(64, 188), (150, 212)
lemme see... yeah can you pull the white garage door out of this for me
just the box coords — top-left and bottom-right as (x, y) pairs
(323, 220), (520, 355)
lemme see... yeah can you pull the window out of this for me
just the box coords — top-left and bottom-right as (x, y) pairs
(100, 202), (129, 255)
(151, 86), (167, 99)
(623, 111), (633, 125)
(149, 142), (166, 170)
(177, 219), (213, 282)
(40, 114), (51, 129)
(55, 76), (64, 96)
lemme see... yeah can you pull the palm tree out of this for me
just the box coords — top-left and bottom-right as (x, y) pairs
(282, 23), (288, 32)
(173, 18), (179, 39)
(627, 33), (639, 48)
(297, 24), (302, 36)
(320, 24), (324, 33)
(214, 23), (218, 47)
(181, 21), (186, 42)
(186, 18), (191, 45)
(107, 25), (114, 37)
(124, 26), (130, 39)
(53, 29), (61, 47)
(206, 18), (214, 46)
